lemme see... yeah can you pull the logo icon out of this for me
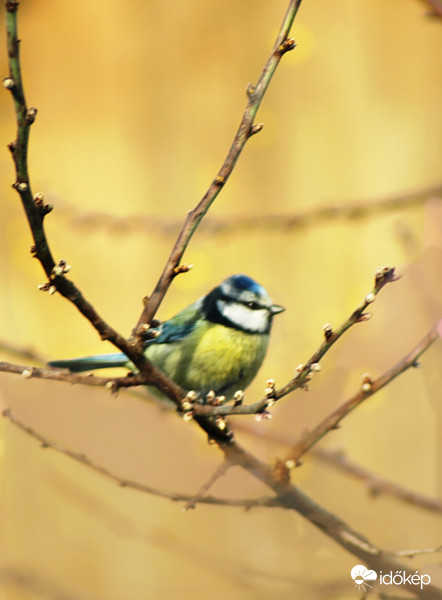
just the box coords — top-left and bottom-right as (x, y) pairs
(351, 565), (378, 591)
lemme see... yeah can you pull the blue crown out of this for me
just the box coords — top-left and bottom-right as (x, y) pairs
(229, 274), (264, 295)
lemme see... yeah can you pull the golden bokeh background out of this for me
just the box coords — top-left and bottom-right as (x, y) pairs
(0, 1), (441, 599)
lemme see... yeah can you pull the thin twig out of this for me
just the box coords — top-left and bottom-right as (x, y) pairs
(184, 460), (232, 510)
(179, 266), (400, 418)
(131, 0), (304, 346)
(283, 320), (442, 466)
(0, 360), (145, 389)
(232, 423), (442, 514)
(4, 405), (441, 599)
(388, 546), (442, 558)
(3, 0), (188, 408)
(313, 448), (442, 514)
(0, 337), (46, 362)
(0, 408), (279, 509)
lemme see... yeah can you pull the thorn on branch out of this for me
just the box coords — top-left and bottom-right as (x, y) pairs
(277, 37), (296, 55)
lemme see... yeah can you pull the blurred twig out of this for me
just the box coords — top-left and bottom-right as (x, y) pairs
(417, 0), (442, 18)
(0, 408), (279, 509)
(221, 440), (442, 600)
(0, 337), (46, 362)
(313, 448), (442, 514)
(233, 422), (442, 514)
(3, 405), (442, 600)
(283, 320), (442, 466)
(50, 183), (442, 236)
(131, 0), (303, 346)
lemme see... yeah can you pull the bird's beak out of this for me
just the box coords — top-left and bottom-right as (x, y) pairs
(270, 304), (285, 314)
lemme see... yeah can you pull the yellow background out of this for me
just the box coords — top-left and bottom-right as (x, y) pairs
(0, 1), (441, 599)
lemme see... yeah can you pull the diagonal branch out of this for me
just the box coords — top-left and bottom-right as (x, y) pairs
(313, 448), (442, 514)
(181, 266), (400, 418)
(221, 440), (442, 600)
(131, 0), (304, 346)
(3, 1), (184, 403)
(3, 405), (442, 599)
(283, 320), (442, 466)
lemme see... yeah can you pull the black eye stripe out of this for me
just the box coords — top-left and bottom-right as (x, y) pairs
(223, 296), (266, 311)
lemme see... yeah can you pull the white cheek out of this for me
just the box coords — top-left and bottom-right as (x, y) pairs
(218, 301), (269, 333)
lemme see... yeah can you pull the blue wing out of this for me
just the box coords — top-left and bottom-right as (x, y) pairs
(145, 301), (200, 346)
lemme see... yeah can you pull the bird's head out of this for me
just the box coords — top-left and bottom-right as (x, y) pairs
(202, 274), (285, 334)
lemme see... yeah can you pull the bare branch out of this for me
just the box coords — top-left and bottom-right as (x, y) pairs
(180, 266), (400, 418)
(0, 408), (278, 509)
(313, 448), (442, 514)
(131, 0), (304, 346)
(50, 183), (442, 237)
(0, 337), (46, 362)
(0, 360), (145, 389)
(184, 460), (232, 511)
(221, 440), (442, 600)
(283, 320), (442, 466)
(387, 546), (442, 558)
(232, 422), (442, 514)
(3, 1), (188, 407)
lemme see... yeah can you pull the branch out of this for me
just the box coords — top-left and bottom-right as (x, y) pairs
(283, 320), (442, 466)
(0, 360), (146, 389)
(4, 404), (441, 597)
(178, 266), (399, 419)
(232, 422), (442, 514)
(417, 0), (442, 18)
(313, 448), (442, 514)
(221, 441), (442, 600)
(0, 408), (279, 509)
(50, 183), (442, 237)
(2, 1), (189, 407)
(130, 0), (304, 346)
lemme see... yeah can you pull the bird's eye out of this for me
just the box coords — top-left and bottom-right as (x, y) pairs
(246, 301), (261, 310)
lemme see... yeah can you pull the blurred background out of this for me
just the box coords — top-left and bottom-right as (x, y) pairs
(0, 0), (441, 599)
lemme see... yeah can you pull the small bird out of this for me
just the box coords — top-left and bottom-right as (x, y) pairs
(48, 274), (284, 401)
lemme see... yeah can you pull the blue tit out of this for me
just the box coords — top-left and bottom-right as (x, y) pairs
(48, 274), (285, 401)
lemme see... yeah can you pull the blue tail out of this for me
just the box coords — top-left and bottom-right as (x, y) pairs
(48, 353), (129, 373)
